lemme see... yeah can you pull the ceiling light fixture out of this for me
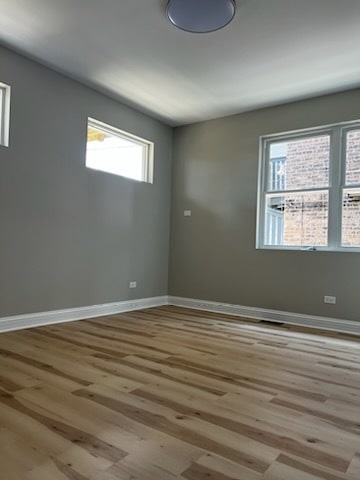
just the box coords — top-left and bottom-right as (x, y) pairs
(166, 0), (236, 34)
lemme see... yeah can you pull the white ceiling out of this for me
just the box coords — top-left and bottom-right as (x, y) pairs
(1, 0), (360, 126)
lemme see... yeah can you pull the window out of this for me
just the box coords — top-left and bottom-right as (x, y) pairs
(0, 82), (11, 147)
(257, 120), (360, 251)
(86, 118), (154, 183)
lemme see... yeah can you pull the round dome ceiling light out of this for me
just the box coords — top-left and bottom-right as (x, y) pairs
(166, 0), (236, 34)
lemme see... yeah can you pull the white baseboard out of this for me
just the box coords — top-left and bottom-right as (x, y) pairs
(168, 296), (360, 336)
(1, 294), (359, 337)
(0, 296), (168, 333)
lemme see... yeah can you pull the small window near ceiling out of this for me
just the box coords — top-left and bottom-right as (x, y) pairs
(86, 118), (154, 183)
(0, 82), (11, 147)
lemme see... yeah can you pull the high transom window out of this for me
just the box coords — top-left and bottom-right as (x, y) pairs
(0, 82), (11, 147)
(86, 118), (154, 183)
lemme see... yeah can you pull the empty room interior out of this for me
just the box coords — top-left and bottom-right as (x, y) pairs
(1, 1), (360, 479)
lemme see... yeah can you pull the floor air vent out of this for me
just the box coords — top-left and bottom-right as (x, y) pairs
(260, 320), (284, 327)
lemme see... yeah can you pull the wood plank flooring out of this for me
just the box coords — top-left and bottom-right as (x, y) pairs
(0, 305), (359, 479)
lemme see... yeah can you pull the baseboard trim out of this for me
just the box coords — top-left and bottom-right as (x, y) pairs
(168, 296), (360, 336)
(0, 296), (169, 333)
(1, 294), (359, 337)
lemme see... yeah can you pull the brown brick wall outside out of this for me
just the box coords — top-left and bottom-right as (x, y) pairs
(346, 130), (360, 185)
(278, 132), (360, 246)
(343, 131), (360, 246)
(285, 135), (329, 191)
(342, 192), (360, 246)
(282, 193), (328, 246)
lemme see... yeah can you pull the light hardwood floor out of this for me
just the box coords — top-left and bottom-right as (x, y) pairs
(0, 306), (359, 479)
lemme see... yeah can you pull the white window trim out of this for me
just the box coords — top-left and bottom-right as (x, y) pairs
(256, 119), (360, 253)
(87, 118), (154, 183)
(0, 82), (11, 147)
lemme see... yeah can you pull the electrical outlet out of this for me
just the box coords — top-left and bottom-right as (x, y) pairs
(324, 295), (336, 304)
(129, 281), (137, 289)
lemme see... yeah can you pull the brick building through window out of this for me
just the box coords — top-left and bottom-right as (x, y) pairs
(259, 123), (360, 250)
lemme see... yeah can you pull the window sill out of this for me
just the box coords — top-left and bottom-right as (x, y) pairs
(256, 246), (360, 253)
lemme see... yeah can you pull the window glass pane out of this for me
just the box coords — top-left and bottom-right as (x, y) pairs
(268, 135), (330, 191)
(86, 123), (147, 182)
(0, 82), (11, 147)
(0, 88), (3, 137)
(345, 130), (360, 186)
(342, 188), (360, 247)
(265, 191), (328, 247)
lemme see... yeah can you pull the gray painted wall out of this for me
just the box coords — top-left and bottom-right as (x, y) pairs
(169, 89), (360, 322)
(1, 44), (359, 323)
(0, 46), (172, 317)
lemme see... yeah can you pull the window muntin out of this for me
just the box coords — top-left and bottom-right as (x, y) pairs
(86, 118), (154, 183)
(257, 121), (360, 251)
(0, 82), (11, 147)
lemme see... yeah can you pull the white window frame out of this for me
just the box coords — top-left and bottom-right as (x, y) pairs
(256, 119), (360, 252)
(86, 118), (154, 183)
(0, 82), (11, 147)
